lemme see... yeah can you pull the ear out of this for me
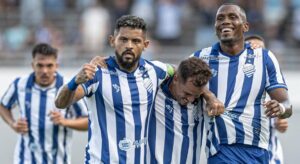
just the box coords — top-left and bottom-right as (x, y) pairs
(243, 22), (249, 33)
(144, 39), (150, 49)
(108, 35), (115, 48)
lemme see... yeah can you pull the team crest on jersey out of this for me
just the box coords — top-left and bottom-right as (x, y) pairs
(112, 84), (120, 92)
(211, 69), (218, 77)
(243, 63), (256, 77)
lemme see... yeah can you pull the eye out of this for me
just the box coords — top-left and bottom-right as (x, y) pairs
(132, 39), (141, 44)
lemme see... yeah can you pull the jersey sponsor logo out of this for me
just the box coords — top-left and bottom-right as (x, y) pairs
(243, 63), (255, 77)
(118, 137), (147, 151)
(223, 111), (239, 120)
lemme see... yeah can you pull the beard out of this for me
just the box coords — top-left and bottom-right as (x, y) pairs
(115, 50), (139, 70)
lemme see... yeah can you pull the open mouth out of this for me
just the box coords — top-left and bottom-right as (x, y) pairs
(221, 27), (233, 34)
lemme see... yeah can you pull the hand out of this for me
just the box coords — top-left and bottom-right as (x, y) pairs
(90, 56), (108, 68)
(247, 41), (264, 49)
(264, 100), (282, 117)
(75, 63), (97, 84)
(206, 97), (225, 117)
(274, 118), (288, 133)
(11, 118), (28, 134)
(49, 110), (65, 126)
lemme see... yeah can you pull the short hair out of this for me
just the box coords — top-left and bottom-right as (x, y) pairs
(114, 15), (147, 34)
(245, 34), (265, 42)
(218, 3), (247, 22)
(177, 57), (212, 87)
(32, 43), (58, 59)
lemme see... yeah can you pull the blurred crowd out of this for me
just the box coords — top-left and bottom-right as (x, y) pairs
(0, 0), (299, 59)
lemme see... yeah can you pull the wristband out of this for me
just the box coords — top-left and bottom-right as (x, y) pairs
(278, 103), (286, 115)
(67, 77), (78, 91)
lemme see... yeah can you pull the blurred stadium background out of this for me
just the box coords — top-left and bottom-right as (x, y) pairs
(0, 0), (299, 163)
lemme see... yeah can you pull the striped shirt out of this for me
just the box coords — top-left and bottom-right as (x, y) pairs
(147, 77), (204, 164)
(191, 43), (287, 157)
(82, 56), (168, 164)
(269, 118), (284, 164)
(0, 72), (88, 164)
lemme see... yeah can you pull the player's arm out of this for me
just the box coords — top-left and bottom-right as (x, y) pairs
(50, 110), (88, 131)
(0, 104), (28, 134)
(265, 88), (292, 119)
(201, 87), (224, 116)
(55, 63), (96, 109)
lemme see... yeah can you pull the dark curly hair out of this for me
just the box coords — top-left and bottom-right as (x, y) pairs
(32, 43), (58, 59)
(114, 15), (147, 34)
(177, 57), (212, 87)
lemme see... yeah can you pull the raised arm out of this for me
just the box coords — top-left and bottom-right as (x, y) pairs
(55, 63), (96, 109)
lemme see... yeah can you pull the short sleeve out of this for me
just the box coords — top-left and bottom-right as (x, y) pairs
(1, 78), (20, 110)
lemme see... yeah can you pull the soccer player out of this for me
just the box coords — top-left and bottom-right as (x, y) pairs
(147, 57), (223, 164)
(190, 3), (292, 163)
(55, 15), (173, 164)
(0, 43), (88, 164)
(245, 35), (289, 164)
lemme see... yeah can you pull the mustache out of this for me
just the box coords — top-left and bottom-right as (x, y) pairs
(122, 50), (134, 56)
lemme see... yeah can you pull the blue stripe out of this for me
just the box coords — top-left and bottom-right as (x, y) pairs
(252, 49), (267, 146)
(148, 104), (157, 164)
(72, 102), (82, 117)
(233, 49), (255, 143)
(163, 98), (174, 164)
(63, 126), (68, 163)
(18, 136), (25, 164)
(94, 70), (110, 163)
(180, 106), (189, 164)
(127, 74), (142, 164)
(25, 73), (36, 164)
(52, 125), (59, 164)
(39, 90), (48, 164)
(192, 118), (199, 164)
(109, 68), (126, 164)
(85, 117), (92, 164)
(193, 50), (202, 58)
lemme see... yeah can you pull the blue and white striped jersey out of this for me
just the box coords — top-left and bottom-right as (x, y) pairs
(268, 118), (284, 164)
(147, 77), (204, 164)
(82, 56), (169, 164)
(0, 72), (88, 164)
(191, 43), (287, 157)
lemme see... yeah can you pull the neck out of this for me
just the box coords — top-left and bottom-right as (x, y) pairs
(220, 40), (245, 56)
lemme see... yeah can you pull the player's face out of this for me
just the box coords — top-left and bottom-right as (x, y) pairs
(32, 54), (58, 87)
(215, 5), (249, 43)
(110, 27), (149, 71)
(173, 76), (204, 106)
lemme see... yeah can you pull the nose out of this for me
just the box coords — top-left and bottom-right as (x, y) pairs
(125, 41), (133, 49)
